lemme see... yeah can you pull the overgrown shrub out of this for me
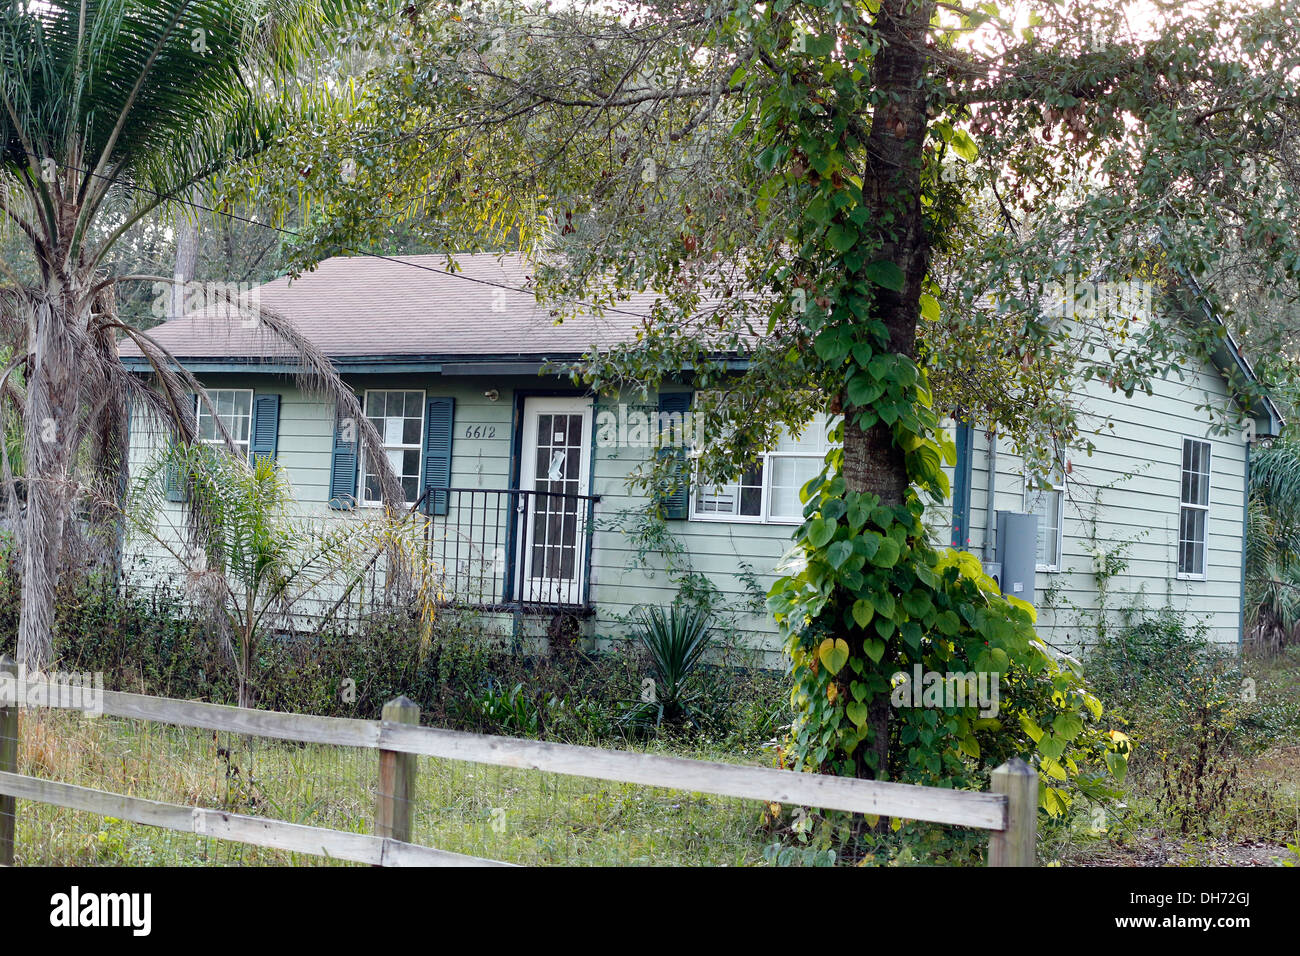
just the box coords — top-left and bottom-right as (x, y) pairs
(1088, 611), (1256, 755)
(0, 549), (237, 701)
(0, 546), (785, 750)
(1086, 611), (1297, 841)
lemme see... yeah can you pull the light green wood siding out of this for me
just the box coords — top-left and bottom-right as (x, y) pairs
(588, 400), (788, 660)
(939, 355), (1249, 648)
(125, 349), (1252, 660)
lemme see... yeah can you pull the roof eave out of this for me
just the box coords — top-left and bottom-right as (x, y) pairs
(118, 352), (755, 376)
(1176, 268), (1286, 436)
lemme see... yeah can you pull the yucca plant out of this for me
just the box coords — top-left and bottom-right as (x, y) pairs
(621, 604), (714, 730)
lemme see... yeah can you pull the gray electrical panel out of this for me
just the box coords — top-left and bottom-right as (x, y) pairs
(994, 510), (1039, 603)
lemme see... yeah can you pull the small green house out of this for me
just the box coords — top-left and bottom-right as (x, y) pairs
(120, 253), (1279, 658)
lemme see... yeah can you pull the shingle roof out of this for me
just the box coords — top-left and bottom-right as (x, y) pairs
(118, 252), (659, 362)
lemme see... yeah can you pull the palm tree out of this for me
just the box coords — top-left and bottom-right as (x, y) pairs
(129, 444), (439, 708)
(1246, 438), (1300, 654)
(0, 0), (404, 670)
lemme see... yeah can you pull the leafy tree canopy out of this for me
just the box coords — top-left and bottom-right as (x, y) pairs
(248, 0), (1298, 479)
(233, 0), (1300, 802)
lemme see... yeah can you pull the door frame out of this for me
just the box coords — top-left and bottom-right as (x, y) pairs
(507, 391), (595, 604)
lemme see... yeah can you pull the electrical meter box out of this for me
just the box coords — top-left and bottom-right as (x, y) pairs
(994, 510), (1039, 603)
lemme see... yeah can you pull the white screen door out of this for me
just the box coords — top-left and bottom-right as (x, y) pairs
(517, 397), (593, 604)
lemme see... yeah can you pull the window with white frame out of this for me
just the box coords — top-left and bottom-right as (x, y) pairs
(1023, 467), (1064, 572)
(196, 389), (253, 457)
(690, 412), (839, 524)
(360, 389), (424, 505)
(1178, 438), (1211, 578)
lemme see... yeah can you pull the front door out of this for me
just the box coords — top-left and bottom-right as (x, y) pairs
(517, 396), (593, 604)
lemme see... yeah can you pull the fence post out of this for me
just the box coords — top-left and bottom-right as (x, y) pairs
(988, 757), (1037, 867)
(0, 653), (18, 866)
(376, 696), (419, 849)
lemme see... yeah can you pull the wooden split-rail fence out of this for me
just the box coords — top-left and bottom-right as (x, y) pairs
(0, 654), (1037, 867)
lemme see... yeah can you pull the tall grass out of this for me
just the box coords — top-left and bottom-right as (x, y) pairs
(12, 708), (774, 866)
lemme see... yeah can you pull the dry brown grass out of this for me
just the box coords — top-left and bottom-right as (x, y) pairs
(8, 707), (773, 866)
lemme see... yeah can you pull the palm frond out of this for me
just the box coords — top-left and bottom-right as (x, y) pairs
(1, 0), (386, 266)
(1246, 437), (1300, 651)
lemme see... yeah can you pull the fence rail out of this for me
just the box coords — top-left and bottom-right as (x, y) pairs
(0, 771), (505, 867)
(0, 655), (1038, 867)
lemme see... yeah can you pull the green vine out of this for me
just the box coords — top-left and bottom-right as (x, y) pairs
(752, 9), (1128, 814)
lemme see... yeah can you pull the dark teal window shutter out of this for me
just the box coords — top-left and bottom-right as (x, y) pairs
(328, 401), (359, 509)
(249, 394), (280, 467)
(164, 461), (185, 502)
(166, 392), (197, 502)
(656, 390), (692, 519)
(423, 397), (455, 515)
(950, 420), (973, 549)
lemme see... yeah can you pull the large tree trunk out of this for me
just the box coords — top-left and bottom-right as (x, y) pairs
(73, 288), (131, 582)
(170, 214), (200, 320)
(17, 293), (82, 671)
(840, 0), (937, 779)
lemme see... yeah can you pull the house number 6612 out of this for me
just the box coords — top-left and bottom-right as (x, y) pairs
(464, 425), (496, 439)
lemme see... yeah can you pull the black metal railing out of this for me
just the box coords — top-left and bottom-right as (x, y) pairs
(423, 486), (599, 613)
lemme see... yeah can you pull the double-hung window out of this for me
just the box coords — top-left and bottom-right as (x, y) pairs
(690, 412), (839, 524)
(360, 389), (425, 506)
(1178, 438), (1211, 579)
(1023, 467), (1065, 572)
(693, 462), (765, 519)
(196, 389), (253, 457)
